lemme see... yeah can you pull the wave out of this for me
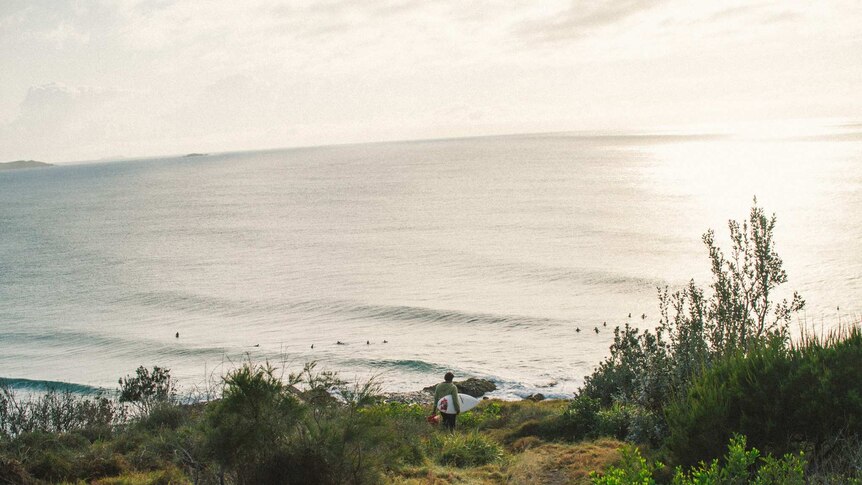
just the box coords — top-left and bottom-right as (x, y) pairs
(117, 290), (568, 328)
(113, 291), (258, 317)
(336, 301), (563, 328)
(342, 358), (452, 375)
(452, 255), (663, 290)
(0, 377), (110, 395)
(0, 328), (230, 360)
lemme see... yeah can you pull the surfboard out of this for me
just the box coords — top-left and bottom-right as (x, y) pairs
(437, 393), (480, 414)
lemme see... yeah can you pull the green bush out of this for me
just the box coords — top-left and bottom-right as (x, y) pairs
(0, 455), (32, 485)
(136, 402), (188, 431)
(0, 385), (122, 439)
(119, 366), (177, 416)
(458, 401), (502, 429)
(671, 435), (805, 485)
(201, 360), (407, 484)
(591, 435), (805, 485)
(202, 362), (304, 482)
(560, 395), (601, 440)
(577, 201), (805, 454)
(359, 401), (426, 422)
(433, 432), (503, 468)
(666, 327), (862, 467)
(358, 402), (430, 466)
(591, 445), (661, 485)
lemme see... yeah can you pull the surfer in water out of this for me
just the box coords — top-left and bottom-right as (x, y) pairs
(432, 372), (460, 430)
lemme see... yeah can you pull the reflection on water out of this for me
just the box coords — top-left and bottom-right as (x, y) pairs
(0, 125), (860, 398)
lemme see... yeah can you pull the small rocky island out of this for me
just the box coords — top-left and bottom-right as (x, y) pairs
(0, 160), (53, 171)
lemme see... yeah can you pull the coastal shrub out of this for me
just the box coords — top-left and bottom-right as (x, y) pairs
(119, 366), (177, 416)
(135, 401), (188, 431)
(555, 397), (664, 445)
(671, 435), (805, 485)
(202, 362), (304, 483)
(26, 449), (74, 483)
(590, 445), (662, 485)
(458, 401), (502, 429)
(559, 395), (601, 440)
(0, 455), (32, 484)
(0, 429), (132, 483)
(579, 201), (805, 442)
(433, 432), (503, 468)
(203, 360), (398, 484)
(590, 435), (806, 485)
(360, 401), (426, 422)
(804, 428), (862, 484)
(482, 399), (564, 432)
(0, 385), (121, 439)
(358, 402), (430, 466)
(480, 400), (570, 443)
(666, 326), (862, 467)
(291, 371), (442, 483)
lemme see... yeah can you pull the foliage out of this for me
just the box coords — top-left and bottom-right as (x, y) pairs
(553, 396), (665, 446)
(590, 445), (661, 485)
(0, 384), (122, 439)
(432, 432), (503, 468)
(579, 200), (805, 441)
(590, 435), (805, 485)
(118, 366), (177, 416)
(359, 401), (427, 422)
(202, 361), (304, 483)
(665, 326), (862, 467)
(671, 435), (805, 485)
(202, 360), (414, 484)
(560, 395), (601, 440)
(458, 401), (502, 429)
(92, 466), (191, 485)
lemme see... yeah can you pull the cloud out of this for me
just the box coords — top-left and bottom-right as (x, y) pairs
(516, 0), (668, 43)
(0, 83), (140, 162)
(1, 0), (859, 162)
(699, 4), (802, 25)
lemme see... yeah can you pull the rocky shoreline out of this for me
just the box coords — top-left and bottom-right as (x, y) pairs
(380, 377), (548, 405)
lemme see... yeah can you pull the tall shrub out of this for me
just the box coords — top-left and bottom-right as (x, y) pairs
(579, 200), (804, 435)
(118, 366), (177, 416)
(665, 327), (862, 467)
(203, 362), (304, 484)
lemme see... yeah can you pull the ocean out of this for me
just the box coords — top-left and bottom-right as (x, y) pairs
(1, 128), (861, 399)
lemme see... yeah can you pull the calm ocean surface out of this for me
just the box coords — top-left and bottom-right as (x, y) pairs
(1, 129), (861, 398)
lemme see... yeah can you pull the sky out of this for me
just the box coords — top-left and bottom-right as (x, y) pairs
(1, 0), (860, 163)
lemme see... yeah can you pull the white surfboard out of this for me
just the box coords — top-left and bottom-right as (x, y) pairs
(437, 393), (480, 414)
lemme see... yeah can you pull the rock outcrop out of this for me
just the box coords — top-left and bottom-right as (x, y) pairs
(423, 377), (497, 398)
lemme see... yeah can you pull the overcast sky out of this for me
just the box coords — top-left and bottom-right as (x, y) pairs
(1, 0), (860, 162)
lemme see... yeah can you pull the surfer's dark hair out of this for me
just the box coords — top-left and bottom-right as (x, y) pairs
(444, 372), (454, 382)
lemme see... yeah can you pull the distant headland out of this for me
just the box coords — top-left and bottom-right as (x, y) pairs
(183, 153), (208, 157)
(0, 160), (53, 171)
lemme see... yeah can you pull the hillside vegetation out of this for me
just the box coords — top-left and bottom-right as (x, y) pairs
(2, 201), (860, 484)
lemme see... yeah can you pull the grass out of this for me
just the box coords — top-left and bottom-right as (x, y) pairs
(386, 436), (624, 485)
(89, 467), (190, 485)
(505, 439), (625, 485)
(381, 400), (625, 485)
(0, 390), (629, 484)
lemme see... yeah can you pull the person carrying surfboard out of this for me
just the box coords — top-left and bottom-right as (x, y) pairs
(432, 372), (460, 430)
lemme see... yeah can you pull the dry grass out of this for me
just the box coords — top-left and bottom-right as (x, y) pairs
(504, 438), (625, 485)
(385, 400), (626, 484)
(387, 437), (625, 485)
(89, 467), (191, 485)
(387, 464), (507, 485)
